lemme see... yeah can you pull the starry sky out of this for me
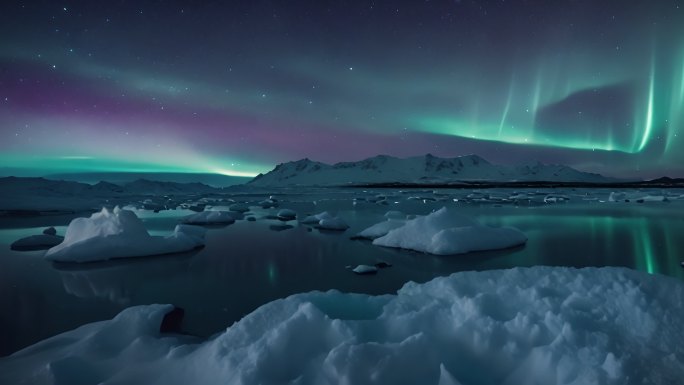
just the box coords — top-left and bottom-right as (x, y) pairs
(1, 0), (683, 179)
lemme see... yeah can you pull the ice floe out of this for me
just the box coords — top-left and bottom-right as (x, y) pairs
(372, 207), (526, 255)
(351, 264), (378, 274)
(182, 210), (238, 225)
(44, 207), (205, 262)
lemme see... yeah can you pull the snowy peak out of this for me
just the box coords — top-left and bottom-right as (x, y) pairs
(248, 154), (614, 186)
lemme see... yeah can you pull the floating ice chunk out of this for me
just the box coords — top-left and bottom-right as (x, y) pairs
(543, 194), (569, 203)
(44, 207), (205, 262)
(300, 211), (334, 224)
(228, 203), (250, 213)
(300, 211), (348, 230)
(355, 219), (407, 240)
(258, 199), (278, 208)
(317, 217), (349, 231)
(2, 267), (684, 385)
(352, 265), (378, 275)
(641, 195), (665, 202)
(182, 210), (237, 225)
(609, 191), (626, 202)
(11, 234), (64, 251)
(276, 209), (297, 221)
(427, 226), (527, 254)
(373, 207), (525, 255)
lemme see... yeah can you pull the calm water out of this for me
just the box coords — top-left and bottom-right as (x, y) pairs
(1, 188), (683, 356)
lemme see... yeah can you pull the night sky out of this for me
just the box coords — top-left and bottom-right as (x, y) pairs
(1, 0), (683, 179)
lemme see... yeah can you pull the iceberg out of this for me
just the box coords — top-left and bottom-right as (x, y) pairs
(372, 207), (526, 255)
(44, 207), (205, 262)
(1, 267), (683, 385)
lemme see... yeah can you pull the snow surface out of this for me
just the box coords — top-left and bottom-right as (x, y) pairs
(182, 210), (237, 225)
(44, 207), (205, 262)
(354, 218), (407, 240)
(373, 207), (526, 255)
(2, 267), (683, 385)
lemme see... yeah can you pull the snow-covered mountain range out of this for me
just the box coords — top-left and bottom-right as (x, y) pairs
(248, 154), (615, 186)
(0, 177), (221, 212)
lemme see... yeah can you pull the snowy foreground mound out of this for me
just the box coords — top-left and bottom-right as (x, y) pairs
(371, 207), (527, 255)
(3, 267), (684, 385)
(45, 207), (205, 262)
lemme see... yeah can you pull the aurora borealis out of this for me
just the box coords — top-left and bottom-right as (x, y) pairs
(1, 1), (684, 178)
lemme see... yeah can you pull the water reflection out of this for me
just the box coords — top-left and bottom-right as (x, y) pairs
(53, 252), (198, 304)
(485, 209), (683, 279)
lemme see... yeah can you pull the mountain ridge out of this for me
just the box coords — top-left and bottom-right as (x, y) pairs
(249, 154), (621, 186)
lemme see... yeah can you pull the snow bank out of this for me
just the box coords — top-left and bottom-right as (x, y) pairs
(2, 267), (684, 385)
(44, 207), (205, 262)
(372, 207), (526, 255)
(182, 210), (237, 225)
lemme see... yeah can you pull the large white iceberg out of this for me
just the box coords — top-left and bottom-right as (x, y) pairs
(372, 207), (526, 255)
(1, 267), (683, 385)
(44, 207), (205, 262)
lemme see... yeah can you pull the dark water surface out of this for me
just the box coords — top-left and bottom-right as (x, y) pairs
(1, 190), (683, 356)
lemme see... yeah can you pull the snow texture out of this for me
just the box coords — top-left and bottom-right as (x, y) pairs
(2, 267), (683, 385)
(354, 219), (407, 240)
(373, 207), (526, 255)
(44, 207), (205, 262)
